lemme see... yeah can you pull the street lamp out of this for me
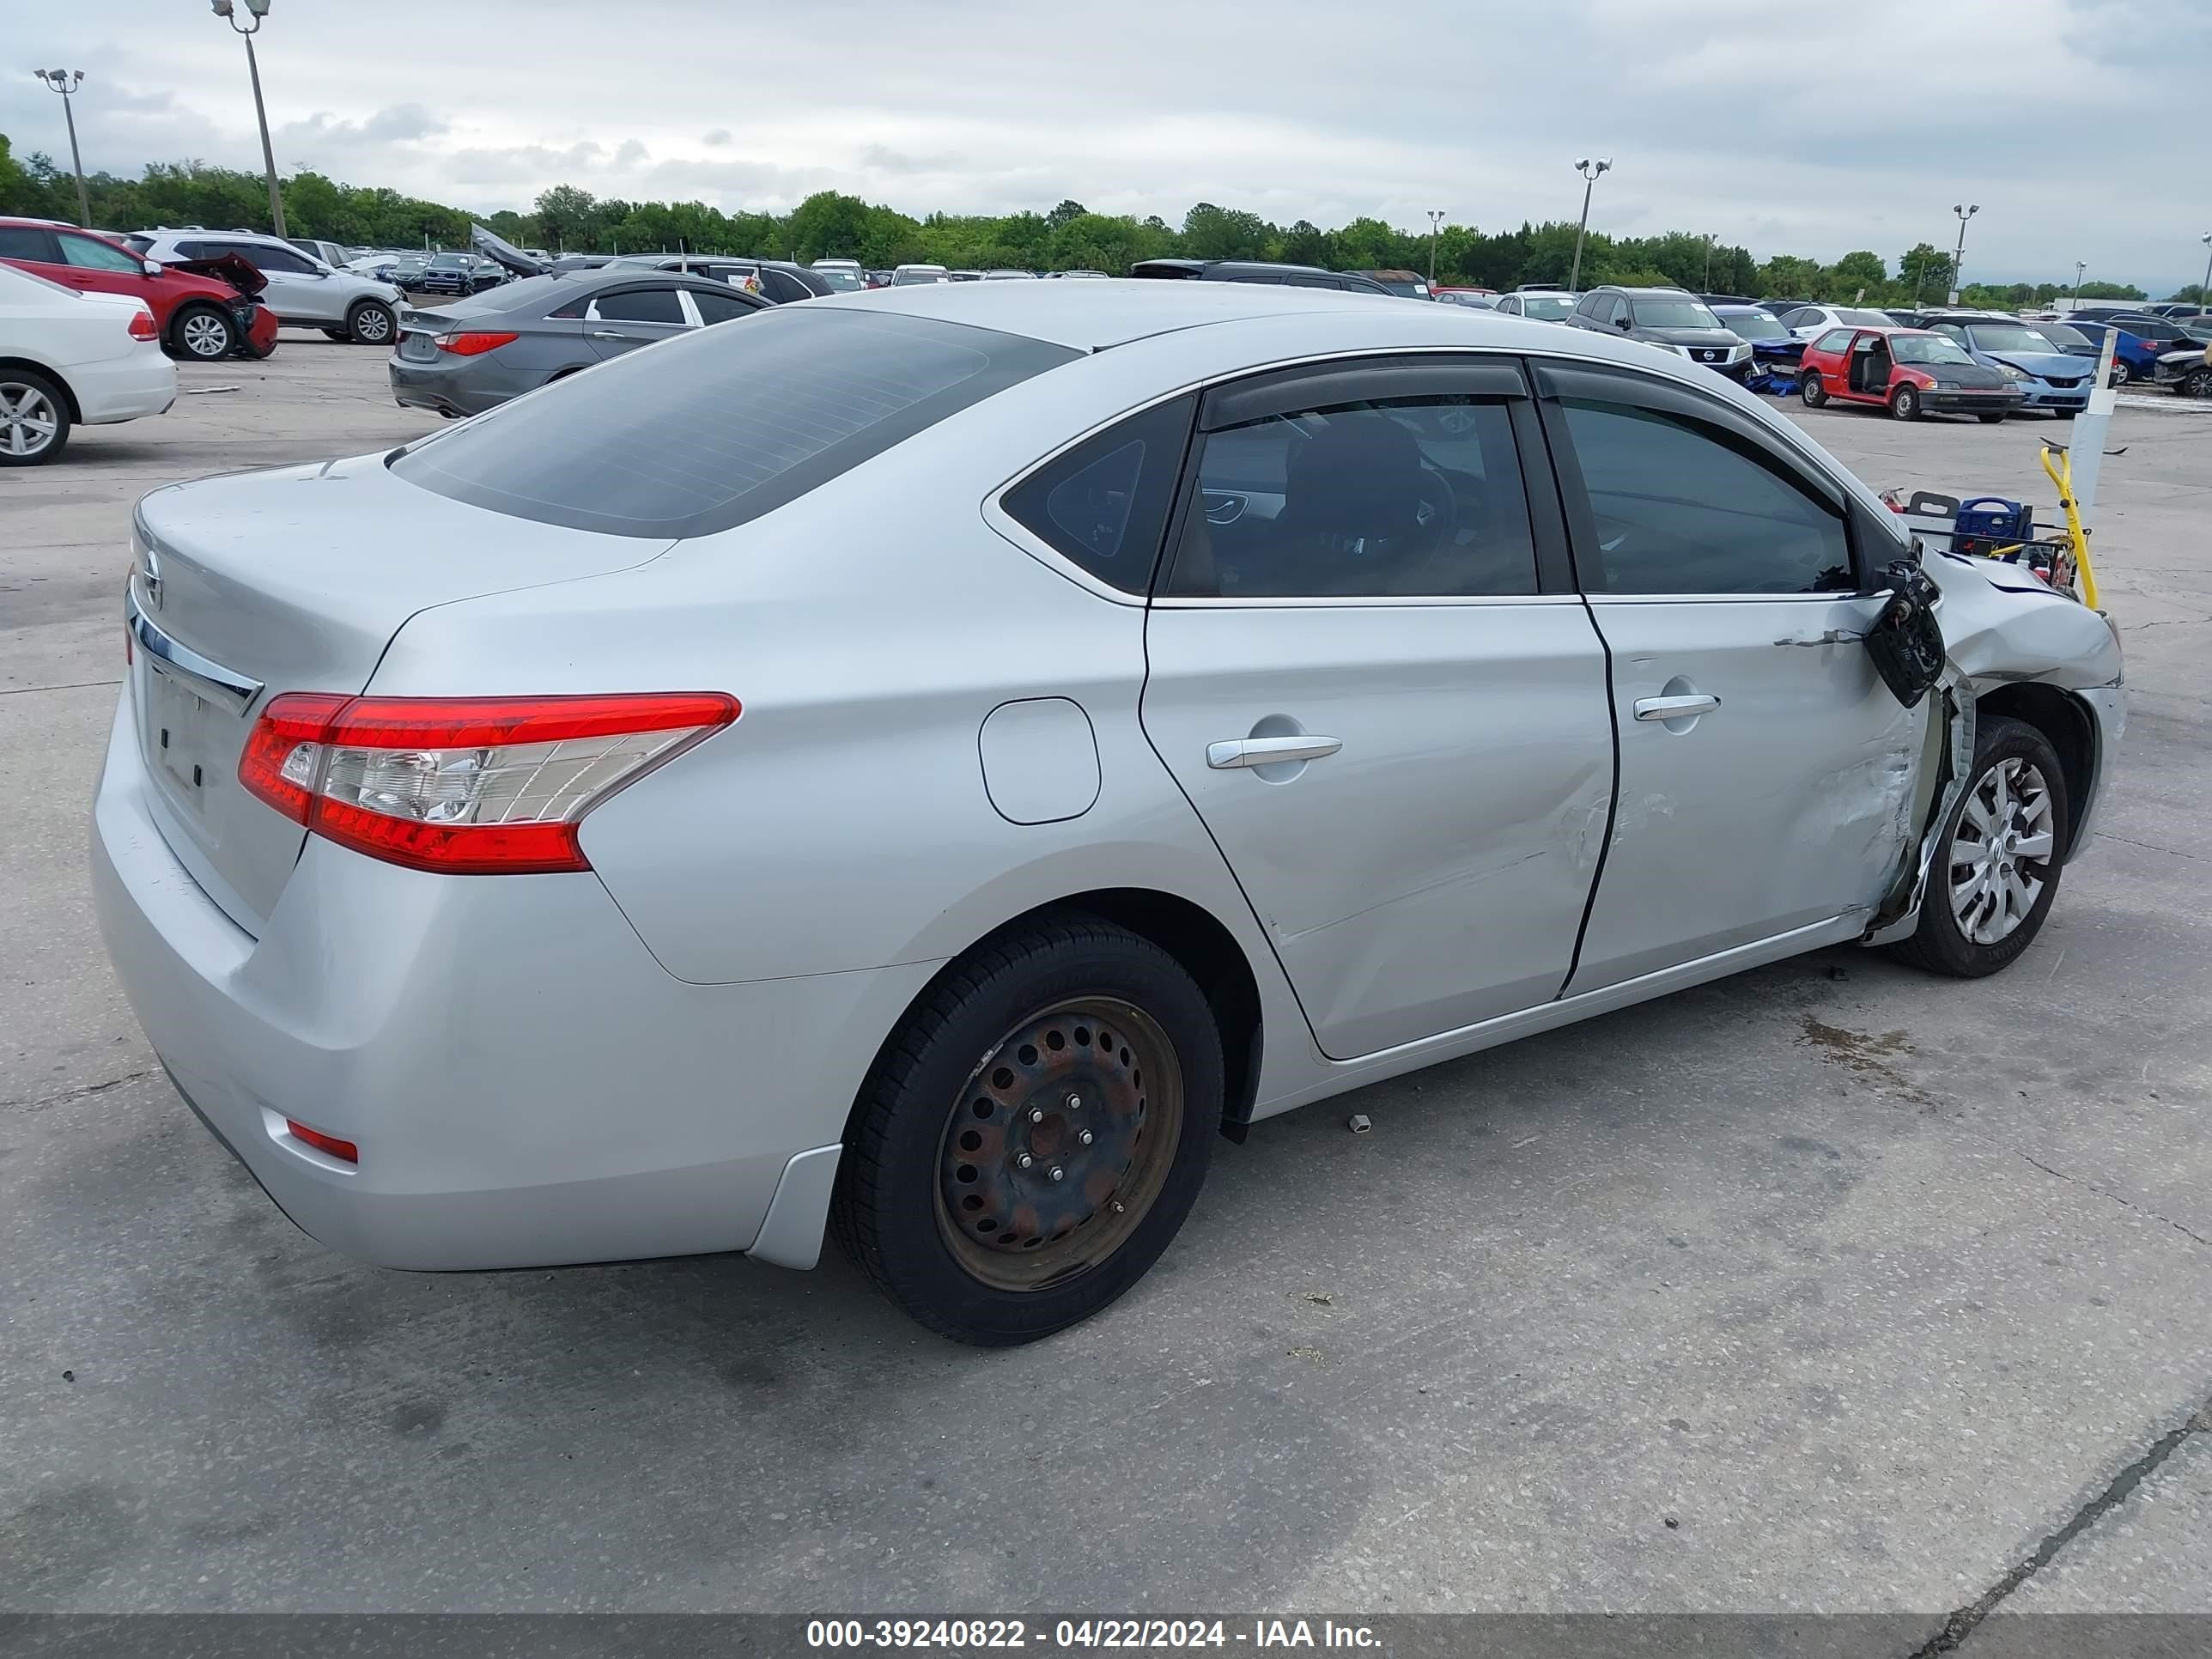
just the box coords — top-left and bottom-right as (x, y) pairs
(1948, 203), (1978, 305)
(32, 70), (91, 229)
(210, 0), (287, 239)
(2198, 232), (2211, 306)
(1568, 157), (1611, 293)
(2073, 260), (2085, 300)
(1426, 210), (1443, 284)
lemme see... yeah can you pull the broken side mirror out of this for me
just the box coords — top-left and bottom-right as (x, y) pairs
(1863, 557), (1948, 708)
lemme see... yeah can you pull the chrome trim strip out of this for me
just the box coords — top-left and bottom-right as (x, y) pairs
(125, 588), (263, 715)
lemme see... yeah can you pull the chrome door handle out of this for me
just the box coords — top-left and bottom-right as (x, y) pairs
(1206, 735), (1342, 769)
(589, 330), (640, 342)
(1632, 693), (1722, 721)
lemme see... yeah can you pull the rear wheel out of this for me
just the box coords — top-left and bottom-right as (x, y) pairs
(1890, 385), (1921, 421)
(170, 303), (237, 361)
(345, 300), (396, 346)
(834, 915), (1223, 1346)
(1799, 370), (1826, 408)
(2110, 359), (2134, 386)
(0, 368), (69, 465)
(1887, 715), (2068, 979)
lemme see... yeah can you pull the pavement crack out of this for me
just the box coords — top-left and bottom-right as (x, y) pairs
(4, 1066), (161, 1114)
(2018, 1151), (2212, 1249)
(2097, 832), (2211, 865)
(1909, 1398), (2212, 1656)
(0, 678), (124, 697)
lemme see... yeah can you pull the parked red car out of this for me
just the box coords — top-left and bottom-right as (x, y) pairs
(0, 217), (277, 362)
(1796, 325), (2021, 422)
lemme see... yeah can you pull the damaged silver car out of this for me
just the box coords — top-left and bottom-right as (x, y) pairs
(92, 285), (2124, 1345)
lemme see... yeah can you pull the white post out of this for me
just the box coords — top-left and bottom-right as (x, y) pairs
(2064, 329), (2122, 529)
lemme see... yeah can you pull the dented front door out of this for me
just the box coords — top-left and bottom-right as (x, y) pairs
(1564, 594), (1921, 994)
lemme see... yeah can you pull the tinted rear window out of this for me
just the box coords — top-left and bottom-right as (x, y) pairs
(390, 309), (1078, 538)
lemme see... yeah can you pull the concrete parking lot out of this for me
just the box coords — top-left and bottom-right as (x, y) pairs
(3, 337), (2209, 1629)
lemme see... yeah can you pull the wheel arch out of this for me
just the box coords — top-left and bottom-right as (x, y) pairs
(0, 356), (80, 423)
(844, 887), (1267, 1150)
(1973, 682), (2093, 857)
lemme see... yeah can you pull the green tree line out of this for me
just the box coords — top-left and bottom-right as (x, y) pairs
(0, 137), (2160, 306)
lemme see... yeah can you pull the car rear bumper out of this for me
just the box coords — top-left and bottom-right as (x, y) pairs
(386, 355), (522, 417)
(89, 687), (934, 1273)
(72, 349), (178, 424)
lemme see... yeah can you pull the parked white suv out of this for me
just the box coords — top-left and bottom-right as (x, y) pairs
(129, 228), (403, 344)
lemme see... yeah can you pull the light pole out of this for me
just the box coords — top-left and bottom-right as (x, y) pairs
(1948, 203), (1978, 305)
(210, 0), (287, 239)
(1568, 157), (1611, 292)
(2198, 233), (2211, 305)
(1426, 210), (1443, 284)
(33, 70), (91, 228)
(2072, 260), (2085, 301)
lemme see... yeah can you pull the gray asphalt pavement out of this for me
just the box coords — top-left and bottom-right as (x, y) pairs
(3, 336), (2209, 1630)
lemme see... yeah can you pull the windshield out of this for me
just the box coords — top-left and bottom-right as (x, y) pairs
(2035, 323), (2092, 349)
(1966, 324), (2055, 353)
(1719, 311), (1788, 341)
(391, 310), (1078, 538)
(812, 268), (865, 291)
(1630, 298), (1723, 329)
(1521, 295), (1574, 319)
(890, 268), (947, 285)
(1892, 336), (1977, 366)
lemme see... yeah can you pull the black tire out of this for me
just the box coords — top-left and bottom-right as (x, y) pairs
(345, 300), (397, 346)
(168, 302), (237, 362)
(1799, 370), (1826, 408)
(1886, 715), (2069, 979)
(2110, 360), (2134, 387)
(1977, 412), (2007, 424)
(834, 914), (1224, 1346)
(323, 328), (350, 342)
(1890, 385), (1921, 421)
(0, 367), (70, 466)
(2056, 407), (2078, 418)
(2180, 368), (2212, 399)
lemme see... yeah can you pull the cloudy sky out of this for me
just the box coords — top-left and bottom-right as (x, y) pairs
(7, 0), (2208, 293)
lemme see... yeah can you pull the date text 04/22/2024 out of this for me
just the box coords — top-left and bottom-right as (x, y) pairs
(805, 1619), (1381, 1649)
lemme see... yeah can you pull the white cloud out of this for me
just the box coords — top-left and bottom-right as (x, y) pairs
(3, 0), (2205, 291)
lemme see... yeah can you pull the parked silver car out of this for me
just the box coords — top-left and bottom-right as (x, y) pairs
(93, 283), (2124, 1345)
(130, 228), (404, 344)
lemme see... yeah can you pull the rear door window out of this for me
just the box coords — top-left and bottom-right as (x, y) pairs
(56, 233), (143, 274)
(0, 225), (59, 262)
(689, 288), (757, 324)
(592, 286), (685, 324)
(391, 309), (1078, 538)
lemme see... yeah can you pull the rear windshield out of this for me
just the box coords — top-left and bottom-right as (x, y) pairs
(1519, 295), (1574, 319)
(390, 309), (1077, 538)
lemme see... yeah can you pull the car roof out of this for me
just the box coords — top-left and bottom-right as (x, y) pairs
(816, 276), (1577, 350)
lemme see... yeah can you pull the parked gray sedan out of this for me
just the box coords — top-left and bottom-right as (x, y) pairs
(97, 283), (2124, 1346)
(386, 267), (770, 417)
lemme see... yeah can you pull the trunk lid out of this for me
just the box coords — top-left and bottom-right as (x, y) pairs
(129, 451), (672, 935)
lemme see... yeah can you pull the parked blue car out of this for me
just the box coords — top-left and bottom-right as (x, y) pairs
(2067, 319), (2185, 386)
(1712, 303), (1804, 388)
(1917, 313), (2097, 415)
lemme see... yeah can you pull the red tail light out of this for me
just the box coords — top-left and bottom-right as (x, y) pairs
(434, 330), (519, 356)
(239, 692), (739, 874)
(127, 307), (158, 342)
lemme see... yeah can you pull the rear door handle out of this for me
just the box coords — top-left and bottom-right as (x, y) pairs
(1206, 735), (1342, 769)
(590, 330), (641, 342)
(1632, 693), (1722, 721)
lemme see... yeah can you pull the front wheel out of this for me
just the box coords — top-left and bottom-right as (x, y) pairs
(1886, 715), (2069, 978)
(1890, 385), (1921, 421)
(1799, 370), (1827, 408)
(169, 303), (237, 362)
(834, 915), (1224, 1346)
(0, 368), (70, 465)
(1978, 412), (2008, 424)
(345, 300), (396, 346)
(2179, 367), (2212, 399)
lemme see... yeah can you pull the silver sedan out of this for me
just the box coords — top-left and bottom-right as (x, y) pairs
(94, 283), (2124, 1345)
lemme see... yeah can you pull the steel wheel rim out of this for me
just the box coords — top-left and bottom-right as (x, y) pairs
(182, 313), (229, 356)
(1894, 388), (1916, 417)
(935, 997), (1183, 1292)
(355, 307), (391, 341)
(1948, 757), (2055, 945)
(1801, 374), (1819, 404)
(0, 384), (58, 456)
